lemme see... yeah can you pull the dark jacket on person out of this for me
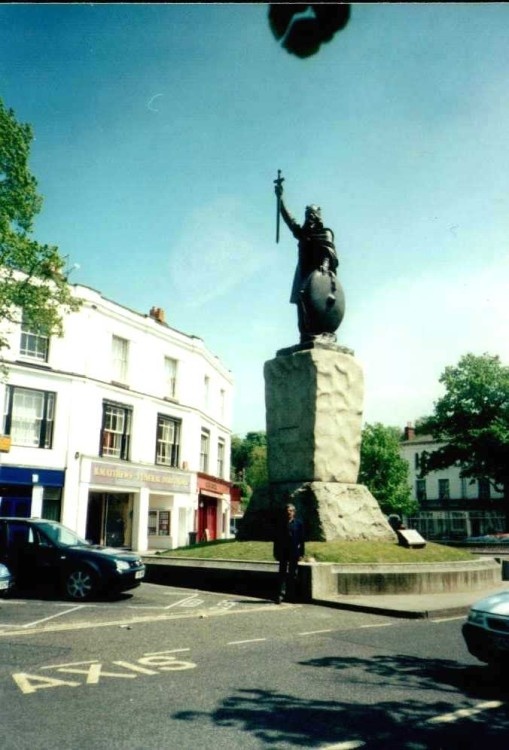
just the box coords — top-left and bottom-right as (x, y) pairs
(273, 516), (305, 562)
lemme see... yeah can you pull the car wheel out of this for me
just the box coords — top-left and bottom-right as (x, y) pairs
(64, 567), (96, 601)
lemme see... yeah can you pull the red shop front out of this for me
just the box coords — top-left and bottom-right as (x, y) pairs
(197, 473), (231, 542)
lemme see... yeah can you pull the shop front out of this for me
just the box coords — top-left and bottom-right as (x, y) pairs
(197, 473), (232, 542)
(86, 491), (134, 547)
(85, 460), (192, 551)
(0, 466), (65, 519)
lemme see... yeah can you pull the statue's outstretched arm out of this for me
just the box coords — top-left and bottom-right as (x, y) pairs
(279, 196), (302, 239)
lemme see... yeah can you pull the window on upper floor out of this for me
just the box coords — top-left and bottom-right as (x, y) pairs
(478, 478), (491, 500)
(200, 428), (210, 473)
(3, 385), (55, 448)
(19, 315), (50, 362)
(461, 477), (468, 499)
(155, 415), (181, 467)
(100, 400), (132, 460)
(111, 335), (129, 384)
(416, 479), (427, 502)
(217, 438), (225, 478)
(219, 389), (226, 420)
(438, 478), (450, 501)
(164, 357), (178, 399)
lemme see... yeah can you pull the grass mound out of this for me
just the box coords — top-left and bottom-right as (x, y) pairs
(156, 539), (476, 564)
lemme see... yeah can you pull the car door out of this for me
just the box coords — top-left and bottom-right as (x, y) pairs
(0, 521), (9, 567)
(2, 521), (32, 583)
(5, 522), (61, 590)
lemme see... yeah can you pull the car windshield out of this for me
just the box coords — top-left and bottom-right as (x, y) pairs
(38, 522), (89, 548)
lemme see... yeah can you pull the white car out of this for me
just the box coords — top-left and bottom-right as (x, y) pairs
(463, 590), (509, 666)
(0, 562), (12, 596)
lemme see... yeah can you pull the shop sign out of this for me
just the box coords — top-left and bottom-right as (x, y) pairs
(197, 474), (230, 496)
(0, 436), (11, 453)
(90, 462), (191, 493)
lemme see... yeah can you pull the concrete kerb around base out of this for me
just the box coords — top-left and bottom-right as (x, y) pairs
(299, 557), (504, 599)
(143, 555), (505, 605)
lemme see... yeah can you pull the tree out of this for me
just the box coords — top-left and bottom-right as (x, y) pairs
(231, 431), (268, 504)
(418, 353), (509, 529)
(231, 432), (267, 481)
(245, 444), (268, 491)
(231, 434), (250, 481)
(0, 98), (79, 362)
(358, 423), (416, 517)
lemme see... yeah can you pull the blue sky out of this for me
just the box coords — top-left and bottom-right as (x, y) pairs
(1, 4), (509, 436)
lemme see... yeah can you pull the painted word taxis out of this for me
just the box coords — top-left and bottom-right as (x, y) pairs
(12, 649), (195, 695)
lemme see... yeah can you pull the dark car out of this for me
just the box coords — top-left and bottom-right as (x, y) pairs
(0, 517), (145, 601)
(0, 562), (12, 597)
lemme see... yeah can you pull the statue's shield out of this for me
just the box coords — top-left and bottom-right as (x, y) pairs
(301, 269), (345, 333)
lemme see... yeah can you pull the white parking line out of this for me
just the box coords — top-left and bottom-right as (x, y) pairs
(227, 638), (267, 646)
(320, 741), (365, 749)
(427, 700), (503, 724)
(299, 629), (333, 636)
(0, 600), (279, 637)
(21, 605), (86, 629)
(143, 649), (190, 655)
(163, 594), (203, 610)
(128, 593), (204, 611)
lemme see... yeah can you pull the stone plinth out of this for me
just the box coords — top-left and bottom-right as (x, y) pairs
(270, 482), (395, 542)
(264, 345), (363, 484)
(264, 343), (395, 542)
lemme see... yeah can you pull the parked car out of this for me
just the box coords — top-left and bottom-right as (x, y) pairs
(0, 517), (145, 601)
(462, 534), (509, 545)
(462, 589), (509, 666)
(0, 562), (12, 597)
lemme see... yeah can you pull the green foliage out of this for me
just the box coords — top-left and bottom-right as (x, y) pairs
(0, 98), (80, 361)
(245, 444), (268, 490)
(231, 431), (268, 492)
(359, 422), (416, 516)
(230, 435), (249, 478)
(419, 353), (509, 505)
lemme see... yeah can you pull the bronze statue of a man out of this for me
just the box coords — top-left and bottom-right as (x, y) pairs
(274, 174), (345, 343)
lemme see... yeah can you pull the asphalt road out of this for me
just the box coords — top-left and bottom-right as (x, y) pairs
(0, 583), (508, 750)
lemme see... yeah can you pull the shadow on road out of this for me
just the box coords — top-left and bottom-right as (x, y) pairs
(172, 653), (509, 748)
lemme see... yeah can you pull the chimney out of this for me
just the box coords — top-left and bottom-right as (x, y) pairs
(149, 306), (166, 324)
(404, 422), (415, 441)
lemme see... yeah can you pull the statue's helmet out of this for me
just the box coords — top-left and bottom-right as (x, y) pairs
(305, 204), (322, 220)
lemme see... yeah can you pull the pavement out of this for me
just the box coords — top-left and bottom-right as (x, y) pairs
(313, 582), (509, 620)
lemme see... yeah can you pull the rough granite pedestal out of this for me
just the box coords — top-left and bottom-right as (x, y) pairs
(264, 341), (394, 541)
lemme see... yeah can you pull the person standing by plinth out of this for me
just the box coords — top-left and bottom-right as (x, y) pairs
(273, 503), (305, 603)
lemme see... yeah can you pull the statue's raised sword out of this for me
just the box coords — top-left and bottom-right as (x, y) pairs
(274, 169), (284, 243)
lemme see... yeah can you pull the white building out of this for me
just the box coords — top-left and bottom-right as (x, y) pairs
(0, 284), (234, 552)
(400, 424), (505, 539)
